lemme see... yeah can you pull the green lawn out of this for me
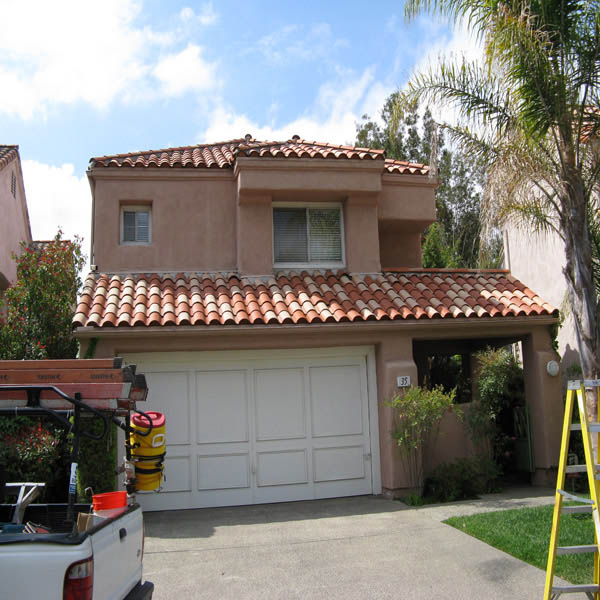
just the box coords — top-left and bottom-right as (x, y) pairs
(445, 504), (595, 584)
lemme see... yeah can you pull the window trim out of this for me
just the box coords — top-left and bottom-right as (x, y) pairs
(272, 202), (345, 269)
(120, 205), (152, 245)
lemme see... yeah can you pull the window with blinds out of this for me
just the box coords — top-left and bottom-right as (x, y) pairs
(121, 207), (151, 244)
(273, 206), (343, 265)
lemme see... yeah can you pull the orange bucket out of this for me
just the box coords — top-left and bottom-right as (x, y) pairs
(92, 491), (127, 517)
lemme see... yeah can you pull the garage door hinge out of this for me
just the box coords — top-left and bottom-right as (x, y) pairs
(364, 452), (371, 461)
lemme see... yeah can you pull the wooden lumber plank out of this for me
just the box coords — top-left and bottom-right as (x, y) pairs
(0, 382), (132, 400)
(0, 367), (134, 385)
(0, 396), (120, 410)
(0, 358), (122, 370)
(0, 393), (135, 411)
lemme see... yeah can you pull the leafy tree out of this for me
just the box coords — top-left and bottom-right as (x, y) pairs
(0, 232), (86, 500)
(356, 97), (500, 268)
(0, 232), (85, 359)
(401, 1), (600, 382)
(422, 222), (459, 268)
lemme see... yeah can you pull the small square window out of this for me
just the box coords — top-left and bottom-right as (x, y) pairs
(273, 205), (343, 266)
(121, 207), (151, 244)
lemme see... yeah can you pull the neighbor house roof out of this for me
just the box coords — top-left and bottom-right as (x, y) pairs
(89, 136), (430, 176)
(0, 145), (19, 171)
(73, 270), (557, 329)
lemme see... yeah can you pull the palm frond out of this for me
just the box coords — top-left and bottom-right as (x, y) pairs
(402, 58), (514, 134)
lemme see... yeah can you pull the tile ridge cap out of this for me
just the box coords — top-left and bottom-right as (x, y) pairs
(90, 139), (248, 162)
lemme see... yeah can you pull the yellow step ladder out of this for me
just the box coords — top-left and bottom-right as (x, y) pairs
(545, 380), (600, 600)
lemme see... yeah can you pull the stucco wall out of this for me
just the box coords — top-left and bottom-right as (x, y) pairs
(92, 174), (237, 273)
(504, 225), (578, 367)
(90, 166), (436, 276)
(0, 156), (31, 287)
(379, 229), (422, 268)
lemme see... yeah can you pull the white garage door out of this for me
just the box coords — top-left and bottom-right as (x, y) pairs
(123, 348), (380, 511)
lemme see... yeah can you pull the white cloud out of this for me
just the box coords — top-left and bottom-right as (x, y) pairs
(180, 3), (217, 26)
(255, 23), (348, 65)
(386, 15), (399, 33)
(407, 18), (485, 126)
(199, 67), (392, 145)
(0, 0), (219, 119)
(153, 44), (218, 96)
(21, 160), (91, 268)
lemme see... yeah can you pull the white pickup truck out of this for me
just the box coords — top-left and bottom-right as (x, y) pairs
(0, 359), (156, 599)
(0, 487), (153, 599)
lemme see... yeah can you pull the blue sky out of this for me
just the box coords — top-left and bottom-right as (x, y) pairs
(2, 1), (476, 257)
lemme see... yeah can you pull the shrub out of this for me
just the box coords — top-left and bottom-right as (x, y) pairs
(466, 347), (525, 473)
(0, 418), (62, 491)
(76, 419), (118, 501)
(423, 456), (499, 503)
(388, 385), (459, 491)
(0, 232), (85, 360)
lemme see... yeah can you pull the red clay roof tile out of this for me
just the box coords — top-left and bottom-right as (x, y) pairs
(73, 270), (558, 330)
(89, 137), (429, 176)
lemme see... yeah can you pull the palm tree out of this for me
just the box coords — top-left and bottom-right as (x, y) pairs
(400, 1), (600, 385)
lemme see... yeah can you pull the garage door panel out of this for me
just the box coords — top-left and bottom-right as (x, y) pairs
(145, 371), (190, 446)
(310, 365), (363, 438)
(256, 449), (308, 487)
(255, 368), (306, 441)
(161, 456), (191, 493)
(128, 349), (376, 511)
(196, 370), (248, 444)
(313, 445), (365, 482)
(197, 453), (250, 490)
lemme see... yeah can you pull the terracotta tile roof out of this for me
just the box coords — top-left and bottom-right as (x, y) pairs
(0, 145), (18, 171)
(89, 136), (430, 176)
(73, 270), (557, 329)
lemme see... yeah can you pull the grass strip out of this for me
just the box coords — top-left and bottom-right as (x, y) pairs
(445, 504), (594, 584)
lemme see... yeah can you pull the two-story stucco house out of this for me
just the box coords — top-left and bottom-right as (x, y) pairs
(0, 146), (32, 293)
(73, 136), (563, 511)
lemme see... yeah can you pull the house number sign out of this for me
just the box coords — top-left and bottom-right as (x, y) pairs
(396, 375), (411, 388)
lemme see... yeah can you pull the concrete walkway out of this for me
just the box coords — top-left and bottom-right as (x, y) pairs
(142, 487), (559, 600)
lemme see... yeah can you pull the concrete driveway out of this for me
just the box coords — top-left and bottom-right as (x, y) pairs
(142, 492), (554, 600)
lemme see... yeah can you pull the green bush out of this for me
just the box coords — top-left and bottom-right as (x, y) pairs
(423, 456), (499, 503)
(76, 418), (118, 502)
(388, 385), (459, 490)
(0, 418), (63, 492)
(466, 347), (525, 473)
(0, 232), (85, 360)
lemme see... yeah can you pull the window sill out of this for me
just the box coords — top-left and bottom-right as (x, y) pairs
(273, 263), (345, 271)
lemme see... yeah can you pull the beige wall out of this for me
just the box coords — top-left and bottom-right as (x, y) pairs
(522, 326), (564, 484)
(0, 155), (31, 287)
(504, 225), (578, 367)
(92, 173), (237, 273)
(77, 317), (560, 495)
(379, 229), (422, 268)
(90, 163), (436, 276)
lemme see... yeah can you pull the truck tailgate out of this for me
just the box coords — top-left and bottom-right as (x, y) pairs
(0, 537), (93, 600)
(91, 506), (144, 599)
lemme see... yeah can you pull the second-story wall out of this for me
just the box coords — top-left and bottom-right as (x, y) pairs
(90, 160), (436, 275)
(92, 172), (238, 273)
